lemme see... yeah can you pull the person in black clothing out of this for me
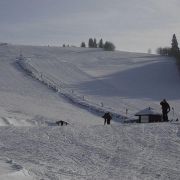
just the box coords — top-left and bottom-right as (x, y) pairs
(160, 99), (170, 121)
(102, 112), (112, 125)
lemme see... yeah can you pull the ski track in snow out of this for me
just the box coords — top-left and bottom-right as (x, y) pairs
(0, 124), (180, 179)
(0, 157), (33, 180)
(0, 45), (180, 179)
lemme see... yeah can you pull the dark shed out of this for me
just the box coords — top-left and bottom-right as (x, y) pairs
(135, 107), (162, 123)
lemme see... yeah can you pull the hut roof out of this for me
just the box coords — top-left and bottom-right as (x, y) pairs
(135, 107), (161, 116)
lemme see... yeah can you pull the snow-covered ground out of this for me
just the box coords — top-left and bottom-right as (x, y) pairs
(16, 45), (180, 119)
(0, 44), (180, 179)
(0, 157), (33, 180)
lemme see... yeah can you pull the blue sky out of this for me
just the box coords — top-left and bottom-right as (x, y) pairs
(0, 0), (179, 53)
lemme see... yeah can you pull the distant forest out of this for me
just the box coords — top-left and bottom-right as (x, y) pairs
(157, 34), (180, 58)
(80, 38), (115, 51)
(157, 34), (180, 70)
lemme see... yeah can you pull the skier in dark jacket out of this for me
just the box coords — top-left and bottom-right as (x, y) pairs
(102, 112), (112, 125)
(160, 99), (170, 121)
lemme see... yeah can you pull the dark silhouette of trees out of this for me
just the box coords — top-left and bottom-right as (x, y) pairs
(93, 38), (97, 48)
(81, 42), (86, 48)
(157, 34), (180, 57)
(88, 38), (98, 48)
(87, 38), (115, 51)
(103, 41), (115, 51)
(99, 39), (104, 48)
(157, 34), (180, 73)
(88, 38), (94, 48)
(171, 34), (179, 57)
(156, 47), (171, 56)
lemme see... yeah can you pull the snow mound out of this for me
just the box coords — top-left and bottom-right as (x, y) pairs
(0, 107), (34, 127)
(0, 158), (33, 180)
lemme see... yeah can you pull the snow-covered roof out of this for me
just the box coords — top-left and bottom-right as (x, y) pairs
(135, 107), (161, 116)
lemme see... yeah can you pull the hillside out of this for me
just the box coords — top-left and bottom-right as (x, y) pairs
(16, 45), (180, 119)
(0, 44), (180, 180)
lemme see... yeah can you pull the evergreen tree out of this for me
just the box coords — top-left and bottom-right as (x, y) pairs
(156, 47), (171, 56)
(99, 39), (104, 48)
(156, 47), (162, 55)
(93, 38), (97, 48)
(103, 41), (115, 51)
(88, 38), (94, 48)
(171, 34), (179, 57)
(81, 42), (86, 48)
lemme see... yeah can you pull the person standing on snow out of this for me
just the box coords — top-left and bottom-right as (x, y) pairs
(160, 99), (170, 122)
(102, 112), (112, 125)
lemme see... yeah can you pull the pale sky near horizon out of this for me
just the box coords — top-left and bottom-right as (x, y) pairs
(0, 0), (179, 53)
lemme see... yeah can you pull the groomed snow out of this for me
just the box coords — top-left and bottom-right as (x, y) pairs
(0, 44), (180, 179)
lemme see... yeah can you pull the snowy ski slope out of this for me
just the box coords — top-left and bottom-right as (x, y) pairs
(17, 45), (180, 119)
(0, 44), (180, 180)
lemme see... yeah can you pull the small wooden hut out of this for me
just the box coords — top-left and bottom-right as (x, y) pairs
(135, 107), (162, 123)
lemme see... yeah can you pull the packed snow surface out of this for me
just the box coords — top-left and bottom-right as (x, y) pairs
(0, 44), (180, 179)
(0, 157), (33, 180)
